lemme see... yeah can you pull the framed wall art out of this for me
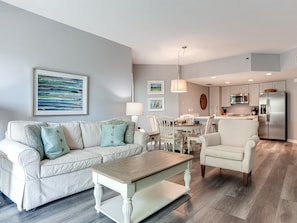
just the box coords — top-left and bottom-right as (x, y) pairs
(147, 80), (164, 94)
(148, 97), (165, 111)
(33, 69), (88, 116)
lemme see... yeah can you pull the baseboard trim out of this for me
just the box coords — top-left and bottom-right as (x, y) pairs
(287, 139), (297, 144)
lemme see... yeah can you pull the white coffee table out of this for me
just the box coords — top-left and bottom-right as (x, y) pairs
(92, 150), (193, 223)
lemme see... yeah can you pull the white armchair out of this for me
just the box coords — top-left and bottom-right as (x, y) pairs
(199, 119), (259, 186)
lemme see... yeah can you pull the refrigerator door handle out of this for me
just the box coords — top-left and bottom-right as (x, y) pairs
(267, 99), (270, 122)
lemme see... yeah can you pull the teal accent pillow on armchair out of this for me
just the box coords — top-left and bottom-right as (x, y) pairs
(41, 125), (70, 159)
(100, 123), (128, 147)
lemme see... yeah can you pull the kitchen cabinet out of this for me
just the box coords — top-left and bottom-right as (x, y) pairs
(209, 86), (221, 115)
(248, 84), (259, 106)
(230, 85), (249, 94)
(221, 86), (231, 107)
(259, 81), (286, 93)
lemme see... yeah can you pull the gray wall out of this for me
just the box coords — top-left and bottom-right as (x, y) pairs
(133, 64), (209, 131)
(0, 2), (132, 139)
(179, 82), (209, 116)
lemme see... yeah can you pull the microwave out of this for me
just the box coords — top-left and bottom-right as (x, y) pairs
(230, 93), (249, 105)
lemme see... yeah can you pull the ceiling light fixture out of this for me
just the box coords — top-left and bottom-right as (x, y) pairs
(266, 72), (272, 76)
(248, 79), (253, 82)
(211, 76), (216, 79)
(225, 81), (231, 84)
(171, 46), (187, 93)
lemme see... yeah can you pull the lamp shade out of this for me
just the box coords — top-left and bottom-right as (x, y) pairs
(126, 102), (144, 116)
(170, 79), (187, 93)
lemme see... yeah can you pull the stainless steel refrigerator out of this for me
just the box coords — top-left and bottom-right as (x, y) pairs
(259, 91), (287, 141)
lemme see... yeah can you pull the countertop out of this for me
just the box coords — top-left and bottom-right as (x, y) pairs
(196, 115), (258, 120)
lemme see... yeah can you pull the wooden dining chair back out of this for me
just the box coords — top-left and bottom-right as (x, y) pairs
(147, 115), (159, 132)
(146, 115), (161, 150)
(186, 115), (215, 154)
(156, 116), (183, 153)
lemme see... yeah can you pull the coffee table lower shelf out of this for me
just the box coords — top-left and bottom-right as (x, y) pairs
(99, 180), (186, 223)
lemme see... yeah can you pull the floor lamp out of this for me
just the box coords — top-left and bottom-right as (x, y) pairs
(126, 102), (144, 129)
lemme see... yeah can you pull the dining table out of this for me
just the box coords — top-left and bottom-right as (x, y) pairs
(174, 123), (203, 134)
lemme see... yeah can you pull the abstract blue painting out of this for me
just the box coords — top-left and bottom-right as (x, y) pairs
(34, 69), (88, 115)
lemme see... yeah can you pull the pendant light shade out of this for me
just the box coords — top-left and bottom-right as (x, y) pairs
(170, 79), (187, 92)
(170, 46), (188, 93)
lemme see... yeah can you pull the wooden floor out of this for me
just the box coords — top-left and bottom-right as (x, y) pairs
(0, 140), (297, 223)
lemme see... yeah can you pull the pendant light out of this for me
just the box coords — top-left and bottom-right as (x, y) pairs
(170, 46), (188, 93)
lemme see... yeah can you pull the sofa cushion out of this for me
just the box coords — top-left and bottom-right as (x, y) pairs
(85, 144), (142, 163)
(6, 121), (45, 145)
(41, 125), (70, 159)
(109, 120), (135, 144)
(24, 123), (47, 160)
(40, 150), (102, 177)
(100, 123), (127, 147)
(48, 122), (83, 150)
(80, 121), (102, 148)
(205, 145), (244, 161)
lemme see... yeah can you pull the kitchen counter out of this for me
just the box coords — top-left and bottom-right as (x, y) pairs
(195, 115), (258, 121)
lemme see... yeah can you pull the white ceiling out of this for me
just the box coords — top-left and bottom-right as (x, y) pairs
(3, 0), (297, 86)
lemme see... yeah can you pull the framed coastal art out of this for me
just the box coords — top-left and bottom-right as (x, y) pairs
(148, 97), (165, 111)
(33, 69), (88, 116)
(147, 80), (164, 94)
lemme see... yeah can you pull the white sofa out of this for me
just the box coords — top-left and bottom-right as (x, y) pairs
(0, 120), (149, 211)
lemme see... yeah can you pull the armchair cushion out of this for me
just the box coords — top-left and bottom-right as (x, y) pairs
(205, 145), (244, 161)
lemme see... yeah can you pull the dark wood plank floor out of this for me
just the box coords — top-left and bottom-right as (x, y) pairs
(0, 140), (296, 223)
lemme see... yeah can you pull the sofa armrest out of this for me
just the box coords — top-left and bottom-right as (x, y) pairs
(0, 139), (40, 179)
(242, 135), (260, 173)
(134, 131), (149, 151)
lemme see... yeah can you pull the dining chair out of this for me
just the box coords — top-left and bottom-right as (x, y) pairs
(146, 115), (161, 149)
(186, 115), (215, 154)
(156, 116), (183, 153)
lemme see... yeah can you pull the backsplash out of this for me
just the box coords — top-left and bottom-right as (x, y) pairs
(223, 104), (259, 115)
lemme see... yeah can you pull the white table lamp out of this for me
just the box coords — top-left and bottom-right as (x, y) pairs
(126, 102), (144, 126)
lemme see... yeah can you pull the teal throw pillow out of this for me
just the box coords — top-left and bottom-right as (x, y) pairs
(24, 123), (47, 160)
(41, 125), (70, 159)
(109, 120), (135, 144)
(100, 123), (128, 147)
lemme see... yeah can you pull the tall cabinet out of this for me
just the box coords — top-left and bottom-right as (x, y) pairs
(209, 86), (221, 115)
(249, 84), (260, 106)
(221, 86), (231, 107)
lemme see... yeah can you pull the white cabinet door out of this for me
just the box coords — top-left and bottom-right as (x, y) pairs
(221, 86), (231, 107)
(209, 86), (221, 115)
(231, 85), (249, 94)
(248, 84), (259, 106)
(260, 81), (286, 93)
(273, 81), (286, 92)
(259, 82), (273, 93)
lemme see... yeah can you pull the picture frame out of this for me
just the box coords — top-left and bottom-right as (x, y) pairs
(147, 80), (164, 94)
(33, 69), (88, 116)
(148, 97), (165, 111)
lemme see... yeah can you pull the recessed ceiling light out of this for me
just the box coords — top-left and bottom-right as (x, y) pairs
(266, 72), (272, 76)
(225, 81), (230, 84)
(211, 76), (216, 79)
(248, 79), (253, 82)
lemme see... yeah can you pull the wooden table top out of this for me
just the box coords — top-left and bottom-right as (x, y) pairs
(92, 151), (193, 184)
